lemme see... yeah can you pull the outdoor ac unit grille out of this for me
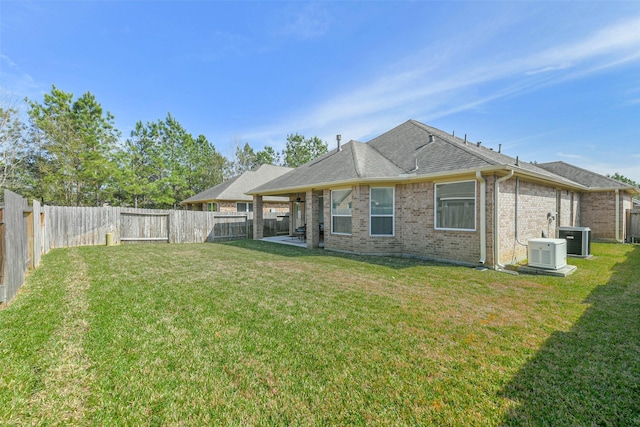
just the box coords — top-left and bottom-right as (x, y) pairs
(528, 238), (567, 270)
(558, 227), (591, 257)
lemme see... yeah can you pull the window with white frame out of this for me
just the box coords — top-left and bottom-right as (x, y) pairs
(236, 202), (253, 212)
(331, 189), (352, 234)
(435, 181), (476, 230)
(370, 187), (394, 236)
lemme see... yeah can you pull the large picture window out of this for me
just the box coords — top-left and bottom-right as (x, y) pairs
(331, 189), (352, 234)
(370, 187), (394, 236)
(435, 181), (476, 230)
(236, 202), (253, 212)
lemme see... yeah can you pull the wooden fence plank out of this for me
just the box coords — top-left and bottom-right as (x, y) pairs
(2, 190), (29, 304)
(40, 206), (286, 247)
(0, 200), (290, 305)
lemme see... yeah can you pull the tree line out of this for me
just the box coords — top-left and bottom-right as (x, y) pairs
(0, 85), (328, 208)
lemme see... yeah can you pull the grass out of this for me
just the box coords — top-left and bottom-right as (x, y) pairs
(0, 240), (638, 426)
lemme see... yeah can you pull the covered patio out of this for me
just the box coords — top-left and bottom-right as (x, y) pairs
(251, 189), (325, 250)
(261, 234), (324, 248)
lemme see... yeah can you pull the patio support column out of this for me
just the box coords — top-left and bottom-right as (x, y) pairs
(253, 195), (264, 240)
(290, 200), (295, 236)
(306, 189), (320, 248)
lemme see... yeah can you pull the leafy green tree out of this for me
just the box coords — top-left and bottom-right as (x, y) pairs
(0, 103), (31, 194)
(184, 134), (228, 196)
(156, 114), (193, 208)
(609, 172), (640, 202)
(118, 121), (160, 208)
(72, 92), (120, 205)
(28, 85), (120, 206)
(229, 142), (284, 178)
(118, 114), (228, 209)
(283, 133), (328, 167)
(231, 142), (258, 176)
(608, 172), (639, 188)
(256, 145), (281, 167)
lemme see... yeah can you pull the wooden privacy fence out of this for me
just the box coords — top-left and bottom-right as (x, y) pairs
(1, 190), (44, 305)
(120, 211), (170, 243)
(628, 209), (640, 243)
(43, 207), (287, 249)
(1, 189), (290, 305)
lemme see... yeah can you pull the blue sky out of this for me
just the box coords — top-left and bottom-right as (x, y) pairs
(2, 1), (640, 182)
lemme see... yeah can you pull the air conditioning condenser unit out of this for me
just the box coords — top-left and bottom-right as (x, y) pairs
(528, 238), (567, 270)
(558, 226), (591, 257)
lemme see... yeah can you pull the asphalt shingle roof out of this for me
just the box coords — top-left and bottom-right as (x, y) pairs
(370, 121), (583, 184)
(249, 120), (634, 195)
(537, 161), (638, 191)
(249, 141), (405, 194)
(181, 164), (293, 204)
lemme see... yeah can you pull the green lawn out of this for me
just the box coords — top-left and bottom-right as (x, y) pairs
(1, 241), (638, 426)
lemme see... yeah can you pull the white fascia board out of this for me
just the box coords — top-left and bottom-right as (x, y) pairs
(248, 164), (590, 196)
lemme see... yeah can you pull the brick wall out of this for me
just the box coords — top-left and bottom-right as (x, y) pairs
(262, 202), (290, 213)
(557, 190), (580, 228)
(218, 200), (289, 213)
(581, 192), (615, 240)
(581, 191), (632, 241)
(398, 181), (480, 264)
(496, 178), (558, 264)
(322, 186), (402, 255)
(323, 181), (481, 265)
(218, 201), (237, 212)
(319, 178), (631, 266)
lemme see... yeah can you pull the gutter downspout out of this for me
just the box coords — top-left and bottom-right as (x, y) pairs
(494, 170), (514, 269)
(477, 171), (486, 265)
(515, 177), (528, 247)
(615, 189), (624, 243)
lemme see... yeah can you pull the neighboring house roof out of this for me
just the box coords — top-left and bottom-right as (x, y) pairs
(536, 161), (639, 192)
(249, 119), (590, 195)
(181, 164), (293, 204)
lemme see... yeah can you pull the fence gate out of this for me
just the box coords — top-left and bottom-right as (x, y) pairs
(629, 209), (640, 243)
(1, 190), (30, 304)
(211, 215), (248, 241)
(276, 215), (290, 236)
(120, 211), (170, 243)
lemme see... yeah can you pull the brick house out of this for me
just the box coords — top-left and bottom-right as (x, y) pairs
(247, 120), (638, 268)
(181, 164), (292, 213)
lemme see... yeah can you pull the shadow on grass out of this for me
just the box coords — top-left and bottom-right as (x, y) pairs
(499, 245), (640, 426)
(217, 238), (457, 271)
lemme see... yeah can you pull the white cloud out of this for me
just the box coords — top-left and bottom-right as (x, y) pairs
(525, 62), (573, 76)
(233, 15), (640, 157)
(0, 54), (43, 105)
(1, 54), (18, 68)
(267, 16), (640, 141)
(558, 152), (586, 161)
(580, 161), (640, 184)
(278, 3), (332, 40)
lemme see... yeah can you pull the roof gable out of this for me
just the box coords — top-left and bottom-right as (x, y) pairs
(537, 161), (638, 191)
(182, 164), (293, 204)
(369, 120), (579, 183)
(248, 120), (615, 194)
(249, 141), (404, 194)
